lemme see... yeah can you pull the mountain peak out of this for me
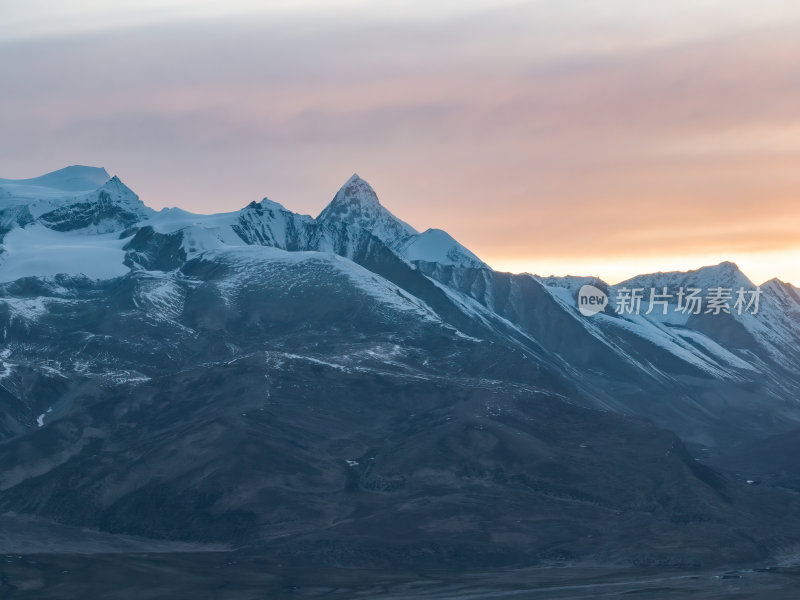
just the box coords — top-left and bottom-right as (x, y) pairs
(617, 260), (753, 291)
(701, 260), (739, 273)
(326, 174), (382, 212)
(345, 172), (363, 184)
(0, 165), (110, 193)
(317, 174), (417, 244)
(56, 165), (110, 184)
(691, 261), (752, 286)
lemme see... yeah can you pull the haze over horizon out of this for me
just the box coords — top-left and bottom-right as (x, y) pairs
(2, 0), (799, 285)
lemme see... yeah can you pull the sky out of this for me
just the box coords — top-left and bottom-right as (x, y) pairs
(1, 0), (799, 285)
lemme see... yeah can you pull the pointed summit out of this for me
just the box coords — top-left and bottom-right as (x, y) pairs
(91, 174), (148, 213)
(317, 174), (417, 246)
(320, 174), (384, 216)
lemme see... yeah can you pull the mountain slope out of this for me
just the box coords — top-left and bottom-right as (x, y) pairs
(2, 167), (800, 448)
(1, 166), (800, 576)
(2, 351), (797, 570)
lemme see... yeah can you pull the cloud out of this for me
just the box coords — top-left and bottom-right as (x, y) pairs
(1, 1), (798, 283)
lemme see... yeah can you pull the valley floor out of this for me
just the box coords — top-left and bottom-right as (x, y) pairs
(2, 552), (800, 600)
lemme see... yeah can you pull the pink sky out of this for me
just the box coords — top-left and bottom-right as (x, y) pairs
(1, 1), (798, 284)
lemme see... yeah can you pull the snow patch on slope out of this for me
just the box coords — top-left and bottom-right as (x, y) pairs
(1, 166), (112, 219)
(145, 208), (240, 236)
(399, 228), (486, 268)
(133, 273), (186, 323)
(0, 225), (130, 283)
(0, 166), (109, 194)
(197, 245), (442, 322)
(1, 297), (50, 322)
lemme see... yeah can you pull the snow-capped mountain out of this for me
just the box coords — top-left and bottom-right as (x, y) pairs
(36, 175), (152, 233)
(0, 166), (148, 226)
(317, 173), (418, 244)
(398, 228), (486, 268)
(0, 169), (153, 281)
(0, 165), (111, 196)
(2, 166), (800, 448)
(2, 166), (800, 572)
(316, 173), (485, 268)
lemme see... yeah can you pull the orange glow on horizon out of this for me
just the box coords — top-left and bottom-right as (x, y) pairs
(488, 250), (800, 287)
(1, 1), (799, 287)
